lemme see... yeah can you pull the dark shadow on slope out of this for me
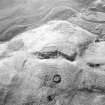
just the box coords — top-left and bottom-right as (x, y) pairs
(34, 50), (77, 62)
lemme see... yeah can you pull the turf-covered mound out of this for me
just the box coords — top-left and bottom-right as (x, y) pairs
(0, 20), (105, 105)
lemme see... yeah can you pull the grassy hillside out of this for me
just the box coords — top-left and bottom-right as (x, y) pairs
(0, 0), (102, 42)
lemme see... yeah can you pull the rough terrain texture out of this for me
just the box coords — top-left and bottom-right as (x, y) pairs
(0, 20), (105, 105)
(1, 0), (105, 105)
